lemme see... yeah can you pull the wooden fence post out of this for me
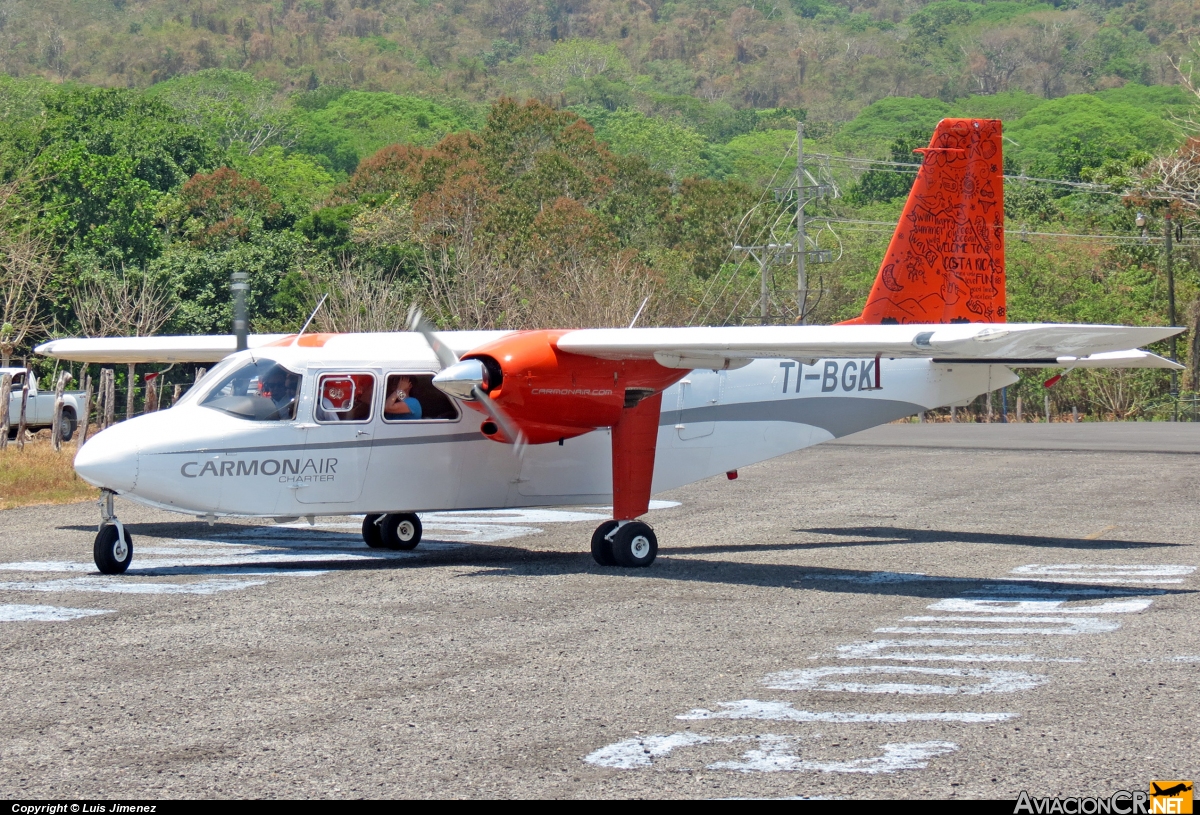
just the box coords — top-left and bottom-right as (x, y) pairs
(1044, 393), (1051, 423)
(78, 373), (93, 448)
(146, 376), (159, 413)
(51, 371), (73, 452)
(125, 362), (136, 420)
(0, 372), (10, 452)
(16, 369), (30, 450)
(101, 368), (115, 430)
(172, 383), (182, 407)
(1016, 396), (1023, 422)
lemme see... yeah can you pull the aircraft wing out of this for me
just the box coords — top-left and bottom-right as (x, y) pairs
(34, 334), (291, 364)
(555, 323), (1184, 370)
(35, 330), (513, 365)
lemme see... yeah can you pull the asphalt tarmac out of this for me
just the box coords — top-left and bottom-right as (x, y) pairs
(1, 423), (1197, 799)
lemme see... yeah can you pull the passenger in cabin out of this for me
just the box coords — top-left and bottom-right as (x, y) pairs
(384, 375), (423, 420)
(344, 377), (374, 421)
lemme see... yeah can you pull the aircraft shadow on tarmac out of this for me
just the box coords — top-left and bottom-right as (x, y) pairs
(56, 521), (1191, 600)
(785, 526), (1184, 551)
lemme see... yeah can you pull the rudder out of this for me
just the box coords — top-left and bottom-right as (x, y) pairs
(841, 119), (1005, 325)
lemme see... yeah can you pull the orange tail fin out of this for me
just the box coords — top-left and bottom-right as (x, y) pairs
(841, 118), (1005, 325)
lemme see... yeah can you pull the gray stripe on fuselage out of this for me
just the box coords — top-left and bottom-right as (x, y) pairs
(154, 396), (921, 456)
(152, 431), (483, 456)
(664, 397), (922, 438)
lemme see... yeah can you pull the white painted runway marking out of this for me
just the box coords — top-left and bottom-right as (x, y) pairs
(677, 700), (1015, 723)
(878, 615), (1121, 636)
(1005, 564), (1195, 585)
(927, 598), (1153, 615)
(796, 571), (931, 584)
(582, 732), (960, 775)
(707, 738), (960, 774)
(584, 732), (712, 769)
(0, 577), (265, 595)
(2, 504), (680, 624)
(834, 639), (1081, 664)
(0, 604), (113, 622)
(763, 665), (1048, 695)
(584, 559), (1193, 778)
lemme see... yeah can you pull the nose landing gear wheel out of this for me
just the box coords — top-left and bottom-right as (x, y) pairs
(590, 520), (620, 566)
(362, 514), (384, 548)
(94, 524), (133, 575)
(381, 513), (422, 550)
(610, 521), (657, 567)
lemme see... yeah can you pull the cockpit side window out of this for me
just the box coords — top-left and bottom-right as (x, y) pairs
(382, 374), (460, 422)
(199, 359), (302, 421)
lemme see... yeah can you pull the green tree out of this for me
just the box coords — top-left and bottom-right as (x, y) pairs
(30, 86), (216, 264)
(229, 146), (335, 221)
(849, 130), (926, 205)
(153, 230), (308, 335)
(593, 108), (708, 183)
(296, 92), (481, 175)
(147, 69), (295, 156)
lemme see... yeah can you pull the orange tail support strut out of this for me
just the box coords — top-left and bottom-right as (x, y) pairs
(841, 118), (1006, 326)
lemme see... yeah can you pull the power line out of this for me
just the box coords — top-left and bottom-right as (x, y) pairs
(818, 217), (1200, 246)
(822, 155), (1125, 194)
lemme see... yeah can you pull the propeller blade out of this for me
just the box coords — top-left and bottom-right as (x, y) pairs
(406, 305), (458, 371)
(471, 385), (526, 455)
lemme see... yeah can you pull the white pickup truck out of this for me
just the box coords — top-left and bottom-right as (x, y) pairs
(2, 367), (86, 441)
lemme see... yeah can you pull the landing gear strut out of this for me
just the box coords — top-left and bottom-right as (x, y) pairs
(94, 490), (133, 575)
(591, 520), (657, 567)
(362, 514), (384, 548)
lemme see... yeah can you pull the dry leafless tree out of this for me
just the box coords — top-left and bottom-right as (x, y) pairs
(71, 272), (177, 338)
(0, 182), (55, 366)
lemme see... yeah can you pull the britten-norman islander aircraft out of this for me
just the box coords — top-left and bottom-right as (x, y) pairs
(39, 119), (1183, 575)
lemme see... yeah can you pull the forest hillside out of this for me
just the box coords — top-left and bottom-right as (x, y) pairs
(1, 0), (1200, 419)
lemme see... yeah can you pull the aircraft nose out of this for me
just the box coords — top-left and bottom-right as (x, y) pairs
(74, 422), (140, 493)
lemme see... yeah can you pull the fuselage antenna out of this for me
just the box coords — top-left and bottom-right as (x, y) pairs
(294, 294), (329, 345)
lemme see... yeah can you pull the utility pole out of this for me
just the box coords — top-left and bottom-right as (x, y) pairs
(733, 123), (835, 325)
(1165, 214), (1178, 420)
(796, 121), (806, 324)
(732, 242), (792, 325)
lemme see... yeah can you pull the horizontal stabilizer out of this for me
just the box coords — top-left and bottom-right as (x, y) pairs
(1021, 349), (1183, 370)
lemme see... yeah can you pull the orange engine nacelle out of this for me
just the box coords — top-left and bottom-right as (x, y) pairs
(461, 330), (685, 445)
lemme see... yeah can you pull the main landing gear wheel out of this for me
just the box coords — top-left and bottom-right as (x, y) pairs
(381, 513), (422, 550)
(94, 524), (133, 575)
(610, 521), (657, 567)
(362, 514), (384, 548)
(590, 520), (620, 566)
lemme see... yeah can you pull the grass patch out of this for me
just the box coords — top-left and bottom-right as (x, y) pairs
(0, 438), (98, 510)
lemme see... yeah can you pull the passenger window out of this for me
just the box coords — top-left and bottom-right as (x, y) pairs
(383, 374), (460, 422)
(315, 373), (375, 423)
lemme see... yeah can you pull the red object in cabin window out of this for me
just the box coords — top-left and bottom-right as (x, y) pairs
(321, 376), (356, 411)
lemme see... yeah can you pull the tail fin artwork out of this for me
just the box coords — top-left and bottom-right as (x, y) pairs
(841, 118), (1005, 325)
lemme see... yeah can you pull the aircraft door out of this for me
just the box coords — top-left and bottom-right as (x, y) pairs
(295, 371), (375, 504)
(674, 370), (721, 441)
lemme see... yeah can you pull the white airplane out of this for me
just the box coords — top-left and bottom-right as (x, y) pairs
(39, 119), (1182, 575)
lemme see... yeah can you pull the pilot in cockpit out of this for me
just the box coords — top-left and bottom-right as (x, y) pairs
(259, 366), (301, 420)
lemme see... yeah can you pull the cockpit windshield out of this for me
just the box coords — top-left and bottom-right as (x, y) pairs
(199, 359), (302, 421)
